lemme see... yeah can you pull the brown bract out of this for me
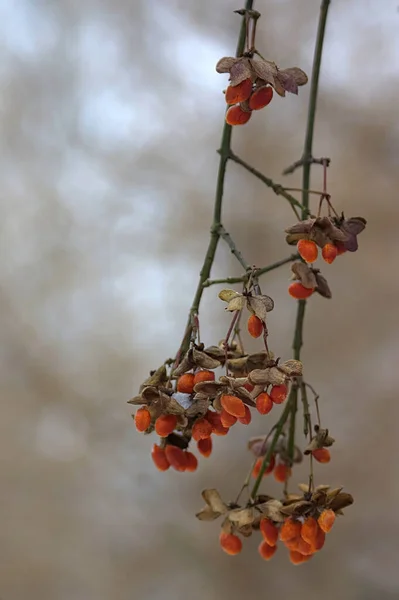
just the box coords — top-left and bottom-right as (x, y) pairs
(304, 425), (335, 454)
(216, 56), (308, 97)
(286, 215), (367, 252)
(218, 289), (274, 322)
(291, 262), (332, 299)
(282, 484), (354, 518)
(193, 375), (256, 411)
(172, 344), (221, 377)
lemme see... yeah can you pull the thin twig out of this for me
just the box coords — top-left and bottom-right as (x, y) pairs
(227, 151), (309, 219)
(202, 254), (299, 288)
(217, 224), (251, 271)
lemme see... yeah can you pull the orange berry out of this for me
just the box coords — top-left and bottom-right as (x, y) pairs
(256, 392), (273, 415)
(270, 384), (288, 404)
(193, 370), (215, 386)
(164, 444), (187, 472)
(252, 455), (275, 478)
(297, 239), (318, 263)
(258, 540), (277, 560)
(197, 437), (212, 457)
(225, 78), (253, 105)
(289, 550), (312, 565)
(220, 409), (237, 428)
(192, 418), (213, 441)
(314, 525), (326, 550)
(312, 448), (331, 463)
(244, 382), (254, 392)
(260, 518), (279, 546)
(184, 451), (198, 472)
(279, 518), (302, 542)
(249, 85), (273, 110)
(177, 373), (195, 394)
(288, 282), (314, 300)
(155, 414), (178, 437)
(205, 410), (229, 436)
(151, 444), (170, 471)
(335, 242), (347, 256)
(238, 404), (252, 425)
(247, 314), (263, 338)
(295, 536), (314, 556)
(322, 243), (338, 264)
(225, 104), (252, 126)
(273, 462), (291, 483)
(134, 407), (151, 432)
(318, 509), (336, 533)
(220, 394), (246, 418)
(301, 517), (319, 548)
(219, 532), (242, 555)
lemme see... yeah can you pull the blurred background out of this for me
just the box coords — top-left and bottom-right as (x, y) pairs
(1, 0), (399, 598)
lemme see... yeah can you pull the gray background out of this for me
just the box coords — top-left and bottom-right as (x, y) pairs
(1, 0), (398, 598)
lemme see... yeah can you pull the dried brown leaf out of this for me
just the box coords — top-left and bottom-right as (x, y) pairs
(315, 271), (332, 299)
(215, 56), (238, 73)
(196, 506), (221, 521)
(279, 359), (303, 377)
(247, 294), (274, 321)
(328, 492), (354, 512)
(228, 507), (255, 527)
(280, 67), (308, 86)
(291, 262), (317, 289)
(218, 289), (241, 303)
(256, 499), (285, 523)
(250, 57), (278, 86)
(172, 353), (194, 377)
(280, 500), (313, 517)
(127, 395), (145, 406)
(202, 489), (228, 514)
(192, 347), (220, 369)
(185, 397), (209, 418)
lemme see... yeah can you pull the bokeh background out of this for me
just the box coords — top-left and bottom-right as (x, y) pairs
(1, 0), (399, 598)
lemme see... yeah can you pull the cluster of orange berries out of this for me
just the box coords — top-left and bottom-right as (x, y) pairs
(225, 79), (273, 126)
(219, 510), (336, 565)
(288, 238), (344, 300)
(252, 446), (330, 484)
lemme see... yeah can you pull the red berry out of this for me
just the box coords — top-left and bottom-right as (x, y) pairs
(258, 540), (277, 560)
(192, 418), (213, 441)
(238, 404), (252, 425)
(270, 384), (288, 404)
(184, 451), (198, 472)
(164, 445), (187, 472)
(155, 414), (178, 437)
(288, 282), (314, 300)
(252, 455), (275, 478)
(177, 373), (195, 394)
(256, 392), (273, 415)
(289, 550), (312, 565)
(151, 444), (170, 471)
(249, 85), (273, 110)
(225, 104), (252, 126)
(297, 239), (318, 263)
(312, 448), (331, 463)
(193, 370), (215, 386)
(318, 509), (336, 533)
(220, 409), (237, 428)
(247, 314), (263, 338)
(197, 437), (212, 457)
(273, 462), (291, 483)
(220, 394), (245, 418)
(225, 78), (253, 105)
(134, 407), (151, 432)
(322, 243), (338, 264)
(260, 518), (279, 546)
(219, 532), (242, 555)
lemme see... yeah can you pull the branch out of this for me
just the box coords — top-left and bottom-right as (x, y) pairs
(202, 254), (299, 288)
(217, 224), (251, 270)
(176, 2), (254, 359)
(228, 151), (309, 218)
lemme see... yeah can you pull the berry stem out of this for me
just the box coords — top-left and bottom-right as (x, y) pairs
(217, 224), (251, 271)
(202, 254), (299, 287)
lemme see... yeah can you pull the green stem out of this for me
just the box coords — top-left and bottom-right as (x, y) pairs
(202, 254), (299, 287)
(217, 225), (251, 271)
(250, 1), (330, 497)
(301, 0), (330, 214)
(177, 2), (253, 359)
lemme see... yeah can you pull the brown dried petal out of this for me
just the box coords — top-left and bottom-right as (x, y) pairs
(238, 524), (253, 538)
(235, 387), (256, 407)
(272, 75), (287, 97)
(315, 271), (332, 299)
(256, 499), (285, 523)
(311, 490), (328, 506)
(248, 435), (268, 457)
(304, 427), (335, 454)
(141, 386), (161, 404)
(196, 506), (221, 521)
(246, 352), (274, 371)
(326, 487), (343, 500)
(215, 56), (239, 73)
(228, 507), (255, 527)
(139, 365), (168, 392)
(291, 262), (317, 289)
(276, 70), (298, 94)
(280, 500), (313, 517)
(286, 233), (304, 246)
(127, 395), (145, 406)
(328, 492), (354, 512)
(202, 489), (228, 514)
(226, 296), (246, 312)
(229, 58), (253, 86)
(185, 397), (209, 418)
(247, 294), (274, 320)
(285, 219), (316, 235)
(250, 57), (278, 86)
(203, 345), (226, 361)
(219, 289), (242, 303)
(268, 367), (288, 386)
(172, 353), (194, 377)
(193, 381), (225, 396)
(279, 359), (303, 377)
(280, 67), (308, 86)
(192, 347), (220, 369)
(227, 357), (250, 373)
(248, 368), (272, 385)
(220, 375), (247, 388)
(166, 397), (186, 415)
(315, 217), (348, 243)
